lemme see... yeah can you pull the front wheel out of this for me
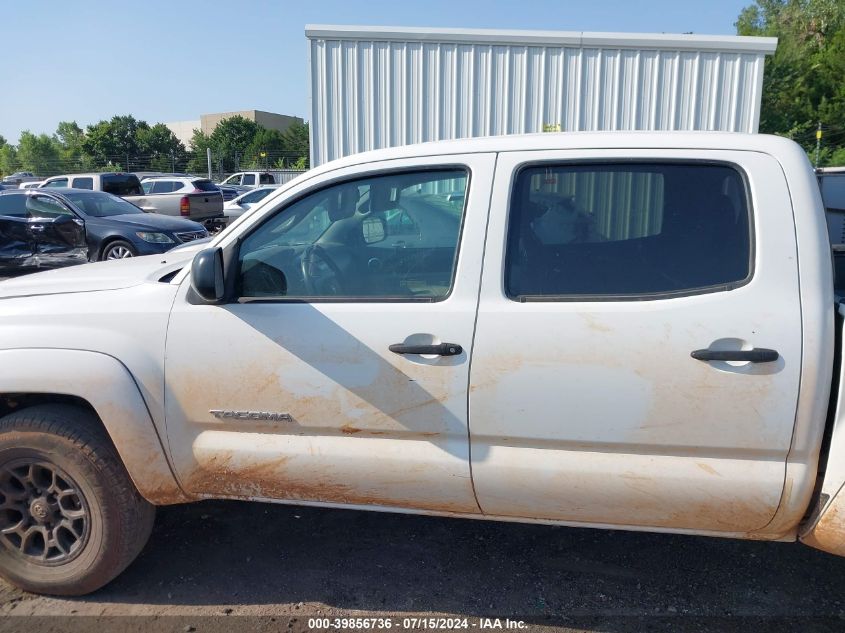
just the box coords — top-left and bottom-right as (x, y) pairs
(0, 405), (155, 595)
(101, 240), (137, 261)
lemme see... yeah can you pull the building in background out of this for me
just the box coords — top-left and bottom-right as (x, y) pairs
(306, 25), (778, 166)
(166, 110), (304, 148)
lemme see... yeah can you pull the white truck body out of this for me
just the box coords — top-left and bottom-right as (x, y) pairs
(1, 132), (843, 566)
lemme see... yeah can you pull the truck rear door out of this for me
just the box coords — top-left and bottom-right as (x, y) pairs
(469, 149), (802, 534)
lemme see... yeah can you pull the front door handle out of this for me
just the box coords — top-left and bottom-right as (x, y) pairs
(691, 348), (779, 363)
(389, 342), (463, 356)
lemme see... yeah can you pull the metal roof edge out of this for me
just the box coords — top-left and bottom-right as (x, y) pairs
(305, 24), (778, 54)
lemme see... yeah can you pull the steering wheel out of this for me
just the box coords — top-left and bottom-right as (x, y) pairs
(300, 244), (346, 296)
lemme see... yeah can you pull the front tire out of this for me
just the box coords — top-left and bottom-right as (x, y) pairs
(0, 405), (155, 595)
(101, 240), (137, 261)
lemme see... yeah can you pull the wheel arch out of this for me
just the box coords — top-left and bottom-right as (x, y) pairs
(0, 348), (189, 505)
(97, 235), (136, 261)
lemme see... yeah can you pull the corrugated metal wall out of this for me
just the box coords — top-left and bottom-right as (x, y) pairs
(307, 27), (777, 166)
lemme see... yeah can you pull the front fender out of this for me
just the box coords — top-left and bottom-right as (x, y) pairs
(0, 348), (189, 505)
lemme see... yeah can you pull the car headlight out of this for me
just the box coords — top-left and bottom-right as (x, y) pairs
(136, 232), (175, 244)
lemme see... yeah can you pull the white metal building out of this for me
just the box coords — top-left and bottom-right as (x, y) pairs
(306, 25), (777, 166)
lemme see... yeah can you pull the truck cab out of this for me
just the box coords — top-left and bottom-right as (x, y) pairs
(1, 132), (844, 596)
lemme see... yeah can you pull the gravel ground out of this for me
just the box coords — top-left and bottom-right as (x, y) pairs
(0, 500), (844, 632)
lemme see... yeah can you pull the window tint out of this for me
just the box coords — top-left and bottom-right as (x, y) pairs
(102, 174), (143, 196)
(43, 178), (68, 188)
(821, 175), (845, 211)
(237, 169), (468, 300)
(192, 180), (219, 192)
(505, 163), (751, 299)
(71, 177), (94, 189)
(242, 174), (256, 186)
(241, 188), (273, 204)
(151, 180), (177, 194)
(0, 194), (27, 217)
(64, 191), (144, 217)
(26, 196), (74, 219)
(259, 173), (275, 184)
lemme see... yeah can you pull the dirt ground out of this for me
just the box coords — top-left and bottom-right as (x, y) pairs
(0, 500), (844, 632)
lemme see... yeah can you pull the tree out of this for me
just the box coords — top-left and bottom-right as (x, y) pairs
(280, 121), (310, 168)
(0, 134), (6, 148)
(245, 127), (286, 166)
(0, 145), (18, 177)
(82, 115), (149, 164)
(16, 131), (61, 176)
(186, 129), (212, 174)
(207, 116), (261, 172)
(736, 0), (845, 165)
(137, 123), (184, 157)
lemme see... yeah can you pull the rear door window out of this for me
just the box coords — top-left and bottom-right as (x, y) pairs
(192, 180), (220, 192)
(102, 174), (143, 196)
(150, 181), (178, 194)
(505, 162), (752, 299)
(71, 177), (94, 189)
(821, 175), (845, 211)
(259, 173), (275, 184)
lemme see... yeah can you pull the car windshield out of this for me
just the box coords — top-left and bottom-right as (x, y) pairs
(63, 191), (145, 217)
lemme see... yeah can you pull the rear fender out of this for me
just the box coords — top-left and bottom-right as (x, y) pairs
(0, 348), (189, 505)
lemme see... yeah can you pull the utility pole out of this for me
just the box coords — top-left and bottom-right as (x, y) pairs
(206, 148), (212, 180)
(815, 121), (823, 168)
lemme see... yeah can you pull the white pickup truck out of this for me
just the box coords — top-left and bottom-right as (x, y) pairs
(0, 132), (843, 596)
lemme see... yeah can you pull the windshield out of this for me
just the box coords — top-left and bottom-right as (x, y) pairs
(63, 191), (145, 217)
(240, 188), (274, 204)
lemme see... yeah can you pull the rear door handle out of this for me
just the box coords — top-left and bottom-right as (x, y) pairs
(389, 342), (463, 356)
(691, 348), (779, 363)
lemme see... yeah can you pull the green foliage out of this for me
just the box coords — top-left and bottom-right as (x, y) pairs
(16, 131), (61, 175)
(208, 116), (262, 171)
(280, 122), (309, 168)
(737, 0), (845, 165)
(186, 129), (212, 174)
(0, 145), (18, 177)
(136, 123), (185, 157)
(1, 114), (310, 178)
(81, 114), (146, 161)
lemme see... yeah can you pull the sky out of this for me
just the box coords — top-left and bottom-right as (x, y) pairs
(0, 0), (752, 144)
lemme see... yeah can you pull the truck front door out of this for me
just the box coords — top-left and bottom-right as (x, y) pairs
(469, 150), (802, 533)
(164, 154), (495, 513)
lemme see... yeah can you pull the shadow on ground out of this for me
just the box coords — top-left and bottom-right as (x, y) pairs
(23, 499), (839, 629)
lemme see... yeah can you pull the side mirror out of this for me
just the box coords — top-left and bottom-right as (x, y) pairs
(362, 216), (387, 244)
(191, 247), (225, 303)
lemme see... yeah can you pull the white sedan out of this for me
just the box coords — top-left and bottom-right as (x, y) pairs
(223, 185), (279, 221)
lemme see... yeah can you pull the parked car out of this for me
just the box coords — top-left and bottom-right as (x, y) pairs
(216, 185), (241, 202)
(223, 185), (279, 221)
(1, 171), (40, 186)
(218, 171), (276, 190)
(40, 172), (144, 196)
(0, 188), (207, 269)
(2, 132), (845, 597)
(136, 176), (225, 226)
